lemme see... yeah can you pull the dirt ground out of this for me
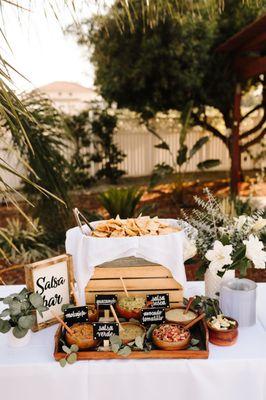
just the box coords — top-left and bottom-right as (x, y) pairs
(0, 176), (265, 285)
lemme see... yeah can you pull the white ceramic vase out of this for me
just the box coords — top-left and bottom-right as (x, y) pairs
(7, 329), (32, 347)
(204, 269), (235, 299)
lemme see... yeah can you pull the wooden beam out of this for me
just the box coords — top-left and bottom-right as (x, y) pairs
(230, 83), (242, 197)
(233, 56), (266, 80)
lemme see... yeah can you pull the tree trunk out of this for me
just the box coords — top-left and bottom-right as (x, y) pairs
(230, 83), (242, 197)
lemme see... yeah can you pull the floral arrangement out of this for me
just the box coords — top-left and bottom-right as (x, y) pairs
(183, 188), (266, 277)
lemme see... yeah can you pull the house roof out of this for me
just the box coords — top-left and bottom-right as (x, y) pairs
(38, 81), (95, 94)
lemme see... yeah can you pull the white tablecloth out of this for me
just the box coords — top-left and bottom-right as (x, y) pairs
(1, 282), (266, 400)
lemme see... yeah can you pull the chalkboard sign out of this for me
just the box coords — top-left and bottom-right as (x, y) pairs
(141, 308), (165, 325)
(93, 322), (119, 340)
(147, 293), (169, 308)
(95, 294), (117, 310)
(64, 306), (88, 326)
(25, 254), (75, 331)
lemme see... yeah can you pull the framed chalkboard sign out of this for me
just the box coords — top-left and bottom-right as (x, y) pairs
(95, 294), (117, 310)
(147, 293), (169, 308)
(93, 322), (119, 340)
(141, 308), (165, 325)
(25, 254), (75, 331)
(64, 306), (88, 326)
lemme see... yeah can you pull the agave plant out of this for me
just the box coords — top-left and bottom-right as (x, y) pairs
(0, 218), (54, 264)
(98, 187), (144, 218)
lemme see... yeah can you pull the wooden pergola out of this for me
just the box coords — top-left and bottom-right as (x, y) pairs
(217, 14), (266, 196)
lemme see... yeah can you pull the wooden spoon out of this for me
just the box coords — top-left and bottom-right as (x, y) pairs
(120, 277), (129, 297)
(185, 313), (206, 330)
(183, 297), (194, 314)
(51, 310), (74, 336)
(110, 304), (125, 331)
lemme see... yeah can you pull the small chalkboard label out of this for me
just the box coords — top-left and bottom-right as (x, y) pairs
(141, 308), (165, 325)
(64, 306), (88, 326)
(147, 293), (169, 308)
(93, 322), (119, 340)
(95, 294), (117, 310)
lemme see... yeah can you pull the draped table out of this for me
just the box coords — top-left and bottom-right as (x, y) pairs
(1, 282), (266, 400)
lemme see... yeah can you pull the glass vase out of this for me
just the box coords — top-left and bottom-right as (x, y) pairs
(204, 269), (235, 299)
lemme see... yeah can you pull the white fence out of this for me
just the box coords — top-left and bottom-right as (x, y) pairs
(0, 117), (260, 190)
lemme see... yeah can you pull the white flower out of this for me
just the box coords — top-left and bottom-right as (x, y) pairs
(234, 215), (247, 230)
(252, 218), (266, 233)
(205, 240), (233, 272)
(243, 235), (266, 269)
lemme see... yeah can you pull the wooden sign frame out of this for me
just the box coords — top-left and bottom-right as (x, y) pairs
(25, 254), (75, 331)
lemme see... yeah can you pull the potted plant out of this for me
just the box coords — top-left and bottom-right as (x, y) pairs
(183, 188), (266, 298)
(0, 288), (48, 347)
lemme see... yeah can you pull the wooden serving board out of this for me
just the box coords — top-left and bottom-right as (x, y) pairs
(54, 320), (209, 360)
(85, 257), (183, 306)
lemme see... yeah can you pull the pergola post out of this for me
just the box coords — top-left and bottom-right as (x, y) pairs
(230, 83), (242, 197)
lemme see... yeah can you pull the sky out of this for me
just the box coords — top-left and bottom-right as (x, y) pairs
(1, 1), (106, 92)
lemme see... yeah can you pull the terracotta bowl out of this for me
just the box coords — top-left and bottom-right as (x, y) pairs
(65, 323), (100, 350)
(207, 317), (238, 346)
(152, 323), (191, 351)
(119, 322), (146, 344)
(116, 298), (146, 320)
(88, 306), (99, 322)
(165, 306), (197, 326)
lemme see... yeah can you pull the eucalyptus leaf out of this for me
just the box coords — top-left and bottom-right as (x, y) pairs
(117, 346), (131, 357)
(0, 319), (11, 333)
(70, 344), (79, 353)
(111, 343), (120, 353)
(188, 346), (200, 351)
(0, 309), (10, 318)
(18, 315), (35, 329)
(190, 338), (200, 346)
(29, 293), (44, 308)
(18, 288), (28, 300)
(67, 353), (78, 364)
(13, 326), (28, 338)
(9, 300), (22, 316)
(59, 358), (67, 368)
(109, 335), (122, 346)
(135, 336), (144, 349)
(62, 345), (72, 354)
(146, 324), (157, 340)
(3, 296), (13, 305)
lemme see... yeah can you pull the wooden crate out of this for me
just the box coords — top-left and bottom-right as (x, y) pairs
(85, 257), (183, 306)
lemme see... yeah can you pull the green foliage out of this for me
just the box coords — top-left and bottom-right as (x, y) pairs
(0, 218), (54, 264)
(2, 92), (72, 246)
(98, 187), (144, 218)
(0, 288), (48, 338)
(92, 110), (126, 184)
(110, 333), (147, 357)
(66, 107), (126, 186)
(187, 295), (222, 319)
(72, 1), (264, 118)
(59, 343), (79, 367)
(65, 110), (96, 187)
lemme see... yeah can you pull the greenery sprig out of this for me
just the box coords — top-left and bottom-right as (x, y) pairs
(58, 344), (79, 367)
(0, 288), (48, 338)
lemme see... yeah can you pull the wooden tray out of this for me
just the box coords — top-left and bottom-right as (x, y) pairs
(54, 320), (209, 360)
(85, 257), (183, 307)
